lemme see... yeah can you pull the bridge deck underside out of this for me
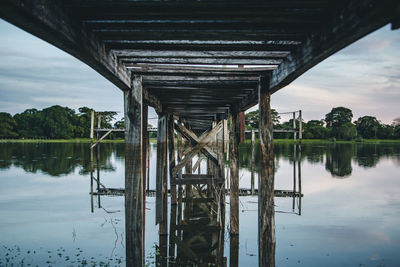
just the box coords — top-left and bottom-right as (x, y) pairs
(1, 0), (398, 131)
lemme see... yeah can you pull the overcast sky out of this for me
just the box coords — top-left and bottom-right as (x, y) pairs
(0, 19), (399, 125)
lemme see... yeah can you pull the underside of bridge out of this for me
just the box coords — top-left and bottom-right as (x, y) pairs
(1, 0), (399, 266)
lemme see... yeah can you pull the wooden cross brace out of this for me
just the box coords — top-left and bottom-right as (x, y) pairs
(172, 121), (222, 178)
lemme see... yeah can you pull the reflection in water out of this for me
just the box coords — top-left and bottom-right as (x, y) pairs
(90, 141), (303, 266)
(2, 142), (400, 179)
(2, 142), (400, 266)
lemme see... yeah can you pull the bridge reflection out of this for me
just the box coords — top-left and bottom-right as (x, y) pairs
(91, 144), (303, 266)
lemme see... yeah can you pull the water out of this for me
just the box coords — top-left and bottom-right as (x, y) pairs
(0, 142), (399, 266)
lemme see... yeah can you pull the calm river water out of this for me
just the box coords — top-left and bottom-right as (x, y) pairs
(0, 142), (399, 266)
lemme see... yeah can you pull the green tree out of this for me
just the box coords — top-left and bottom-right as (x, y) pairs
(41, 105), (77, 139)
(325, 107), (355, 140)
(325, 107), (353, 127)
(245, 109), (280, 129)
(14, 108), (44, 138)
(0, 112), (18, 138)
(354, 116), (381, 138)
(303, 120), (330, 139)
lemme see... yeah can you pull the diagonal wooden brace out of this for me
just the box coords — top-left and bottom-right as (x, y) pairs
(174, 122), (220, 165)
(172, 121), (222, 178)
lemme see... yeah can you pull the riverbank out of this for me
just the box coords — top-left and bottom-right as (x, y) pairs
(1, 138), (400, 144)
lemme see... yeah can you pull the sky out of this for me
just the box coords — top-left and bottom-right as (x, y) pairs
(0, 19), (399, 125)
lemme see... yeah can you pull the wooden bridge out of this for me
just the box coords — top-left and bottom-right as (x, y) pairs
(1, 1), (398, 266)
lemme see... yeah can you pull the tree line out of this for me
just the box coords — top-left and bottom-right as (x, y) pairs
(245, 106), (400, 140)
(1, 105), (399, 140)
(0, 105), (124, 139)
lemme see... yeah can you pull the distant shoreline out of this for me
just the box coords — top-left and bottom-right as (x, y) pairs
(1, 138), (399, 144)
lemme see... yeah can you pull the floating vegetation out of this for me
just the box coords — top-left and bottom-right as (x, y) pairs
(0, 245), (125, 266)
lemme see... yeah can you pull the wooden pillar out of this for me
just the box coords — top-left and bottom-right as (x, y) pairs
(299, 110), (303, 144)
(124, 74), (144, 267)
(142, 103), (148, 244)
(90, 111), (94, 213)
(156, 114), (168, 235)
(292, 143), (297, 211)
(293, 112), (297, 143)
(298, 144), (302, 216)
(239, 111), (245, 143)
(258, 76), (275, 267)
(96, 114), (101, 208)
(168, 114), (177, 204)
(229, 234), (239, 267)
(230, 110), (240, 235)
(251, 129), (255, 195)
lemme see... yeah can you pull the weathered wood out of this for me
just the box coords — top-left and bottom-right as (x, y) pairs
(0, 0), (164, 114)
(124, 74), (143, 267)
(115, 50), (289, 58)
(229, 111), (240, 235)
(122, 57), (282, 65)
(229, 234), (239, 267)
(156, 114), (168, 236)
(174, 122), (219, 165)
(258, 76), (275, 267)
(251, 129), (256, 195)
(299, 110), (303, 143)
(268, 0), (398, 93)
(142, 103), (148, 234)
(239, 112), (245, 143)
(172, 122), (222, 177)
(167, 113), (177, 204)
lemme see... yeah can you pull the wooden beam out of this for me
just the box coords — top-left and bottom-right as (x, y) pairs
(269, 0), (399, 93)
(174, 122), (219, 166)
(124, 74), (143, 266)
(167, 113), (177, 205)
(258, 76), (275, 267)
(229, 110), (240, 235)
(172, 122), (222, 178)
(0, 0), (163, 114)
(121, 57), (282, 65)
(114, 50), (289, 58)
(156, 114), (168, 236)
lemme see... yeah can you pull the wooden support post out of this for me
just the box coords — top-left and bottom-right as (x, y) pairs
(156, 114), (168, 235)
(90, 110), (94, 213)
(293, 112), (297, 143)
(168, 113), (177, 204)
(298, 144), (302, 216)
(96, 135), (101, 208)
(292, 143), (297, 211)
(251, 129), (255, 195)
(230, 110), (240, 235)
(258, 76), (275, 267)
(142, 103), (148, 233)
(90, 111), (94, 144)
(229, 234), (239, 267)
(239, 111), (245, 143)
(299, 110), (303, 144)
(224, 119), (229, 158)
(124, 74), (144, 267)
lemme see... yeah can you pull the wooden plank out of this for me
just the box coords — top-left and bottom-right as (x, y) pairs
(229, 111), (240, 235)
(172, 178), (224, 186)
(167, 113), (177, 205)
(122, 57), (282, 65)
(124, 74), (143, 266)
(156, 114), (168, 234)
(258, 76), (275, 267)
(268, 0), (398, 93)
(0, 0), (163, 113)
(114, 50), (289, 58)
(172, 121), (222, 177)
(174, 122), (219, 165)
